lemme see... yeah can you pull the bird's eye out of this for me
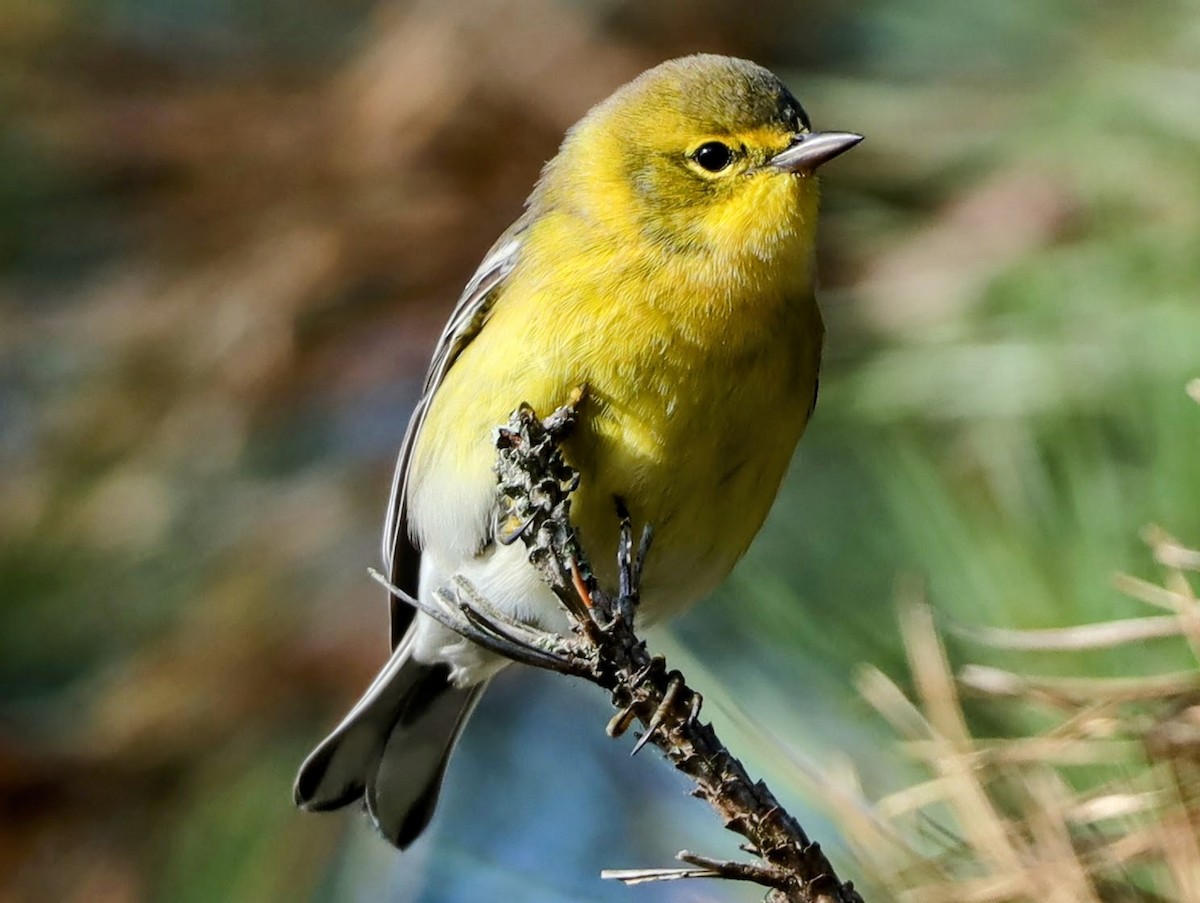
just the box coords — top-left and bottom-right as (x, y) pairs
(692, 141), (733, 172)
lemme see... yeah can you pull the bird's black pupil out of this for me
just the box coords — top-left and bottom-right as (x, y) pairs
(694, 142), (732, 172)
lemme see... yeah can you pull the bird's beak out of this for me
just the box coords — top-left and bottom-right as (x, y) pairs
(769, 132), (864, 173)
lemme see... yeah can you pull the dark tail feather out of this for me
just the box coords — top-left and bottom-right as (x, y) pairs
(367, 676), (482, 847)
(294, 639), (485, 849)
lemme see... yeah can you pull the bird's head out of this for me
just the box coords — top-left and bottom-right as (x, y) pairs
(537, 54), (861, 271)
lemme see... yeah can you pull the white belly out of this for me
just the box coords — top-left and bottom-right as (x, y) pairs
(412, 541), (570, 686)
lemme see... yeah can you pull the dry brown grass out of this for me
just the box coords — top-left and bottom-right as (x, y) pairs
(816, 516), (1200, 902)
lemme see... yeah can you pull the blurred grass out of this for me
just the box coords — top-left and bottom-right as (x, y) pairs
(2, 0), (1198, 901)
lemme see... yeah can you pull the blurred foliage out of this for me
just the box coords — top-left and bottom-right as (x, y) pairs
(1, 0), (1198, 901)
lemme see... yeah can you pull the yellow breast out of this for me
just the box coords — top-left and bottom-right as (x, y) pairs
(408, 179), (823, 621)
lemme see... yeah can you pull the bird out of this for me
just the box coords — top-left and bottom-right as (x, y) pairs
(294, 53), (861, 849)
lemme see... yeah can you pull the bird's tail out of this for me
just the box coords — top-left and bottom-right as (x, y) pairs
(294, 637), (484, 849)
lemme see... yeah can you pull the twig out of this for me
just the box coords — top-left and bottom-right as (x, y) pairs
(382, 394), (865, 903)
(952, 615), (1185, 651)
(602, 850), (789, 888)
(958, 664), (1200, 704)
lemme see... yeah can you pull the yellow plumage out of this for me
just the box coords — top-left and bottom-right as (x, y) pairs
(295, 53), (860, 849)
(410, 160), (823, 616)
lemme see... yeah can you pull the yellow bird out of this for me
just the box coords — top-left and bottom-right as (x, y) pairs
(295, 54), (861, 848)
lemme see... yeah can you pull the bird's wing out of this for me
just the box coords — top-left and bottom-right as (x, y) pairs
(381, 227), (524, 649)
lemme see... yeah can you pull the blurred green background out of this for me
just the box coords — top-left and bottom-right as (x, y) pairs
(2, 0), (1198, 900)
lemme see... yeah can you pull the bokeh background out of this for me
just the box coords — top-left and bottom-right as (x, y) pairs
(3, 0), (1199, 900)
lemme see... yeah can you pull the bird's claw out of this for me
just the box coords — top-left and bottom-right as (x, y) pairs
(631, 670), (686, 756)
(613, 501), (653, 625)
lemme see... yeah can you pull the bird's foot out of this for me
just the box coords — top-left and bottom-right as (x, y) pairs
(369, 568), (591, 678)
(607, 498), (653, 627)
(631, 670), (685, 755)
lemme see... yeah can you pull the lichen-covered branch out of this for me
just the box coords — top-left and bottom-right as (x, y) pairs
(374, 393), (864, 903)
